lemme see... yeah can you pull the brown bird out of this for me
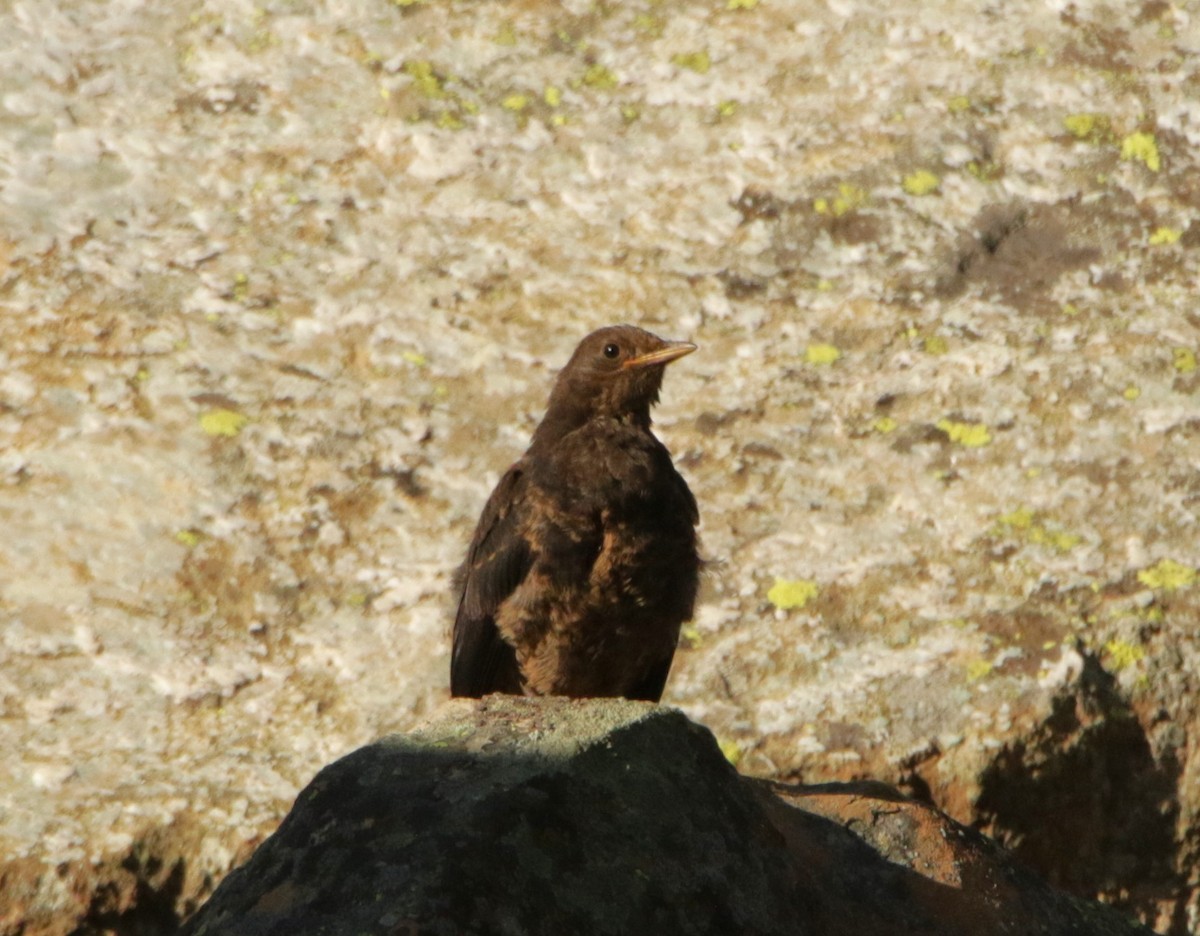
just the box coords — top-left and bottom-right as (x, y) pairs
(451, 325), (701, 702)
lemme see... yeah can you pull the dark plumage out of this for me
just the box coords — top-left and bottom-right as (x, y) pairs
(451, 325), (701, 702)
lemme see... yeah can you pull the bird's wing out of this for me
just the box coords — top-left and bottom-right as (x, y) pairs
(450, 465), (534, 697)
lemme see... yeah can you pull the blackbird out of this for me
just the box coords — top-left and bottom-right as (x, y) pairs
(451, 325), (701, 702)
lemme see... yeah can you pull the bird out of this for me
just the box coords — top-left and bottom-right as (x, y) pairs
(450, 324), (701, 702)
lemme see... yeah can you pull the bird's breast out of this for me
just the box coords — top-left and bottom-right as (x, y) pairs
(536, 424), (663, 506)
(519, 420), (699, 622)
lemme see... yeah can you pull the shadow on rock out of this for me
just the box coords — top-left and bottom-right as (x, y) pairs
(975, 648), (1182, 929)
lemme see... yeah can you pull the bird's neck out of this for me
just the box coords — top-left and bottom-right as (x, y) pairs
(531, 399), (653, 450)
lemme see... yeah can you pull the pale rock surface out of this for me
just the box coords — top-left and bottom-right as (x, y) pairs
(1, 1), (1197, 932)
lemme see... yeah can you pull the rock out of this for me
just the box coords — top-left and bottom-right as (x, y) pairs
(182, 697), (1152, 936)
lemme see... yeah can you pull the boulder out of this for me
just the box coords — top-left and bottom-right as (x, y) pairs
(183, 697), (1152, 936)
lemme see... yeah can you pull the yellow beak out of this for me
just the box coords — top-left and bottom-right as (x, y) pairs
(622, 341), (697, 370)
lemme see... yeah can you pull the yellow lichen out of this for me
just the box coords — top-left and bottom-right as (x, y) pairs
(1148, 227), (1181, 245)
(501, 93), (529, 111)
(966, 160), (1002, 181)
(767, 578), (819, 610)
(404, 60), (443, 98)
(1137, 558), (1196, 591)
(543, 85), (561, 107)
(199, 408), (248, 437)
(1121, 131), (1161, 172)
(581, 64), (618, 90)
(401, 350), (428, 366)
(805, 343), (841, 365)
(1173, 347), (1197, 373)
(937, 419), (991, 447)
(679, 624), (702, 648)
(716, 100), (736, 118)
(997, 508), (1079, 552)
(1028, 526), (1082, 552)
(902, 170), (940, 196)
(718, 737), (742, 766)
(836, 183), (866, 214)
(672, 50), (711, 74)
(1104, 639), (1145, 671)
(947, 95), (971, 113)
(814, 182), (867, 216)
(727, 0), (758, 8)
(966, 659), (993, 682)
(1064, 113), (1095, 137)
(175, 530), (201, 548)
(1062, 112), (1110, 140)
(1122, 385), (1141, 401)
(872, 416), (898, 434)
(923, 335), (948, 355)
(998, 507), (1035, 530)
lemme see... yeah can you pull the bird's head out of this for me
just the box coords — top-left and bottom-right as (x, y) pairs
(538, 325), (696, 437)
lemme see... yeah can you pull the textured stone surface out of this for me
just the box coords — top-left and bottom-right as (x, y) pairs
(2, 0), (1198, 932)
(182, 697), (1154, 936)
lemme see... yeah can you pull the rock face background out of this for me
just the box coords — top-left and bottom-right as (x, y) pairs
(1, 0), (1197, 933)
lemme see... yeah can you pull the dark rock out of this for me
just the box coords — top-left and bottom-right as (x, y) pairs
(182, 697), (1155, 936)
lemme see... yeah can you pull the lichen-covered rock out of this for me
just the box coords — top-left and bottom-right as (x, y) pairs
(182, 697), (1152, 936)
(3, 0), (1198, 932)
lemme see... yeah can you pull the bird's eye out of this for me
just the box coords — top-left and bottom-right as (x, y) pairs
(603, 343), (620, 359)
